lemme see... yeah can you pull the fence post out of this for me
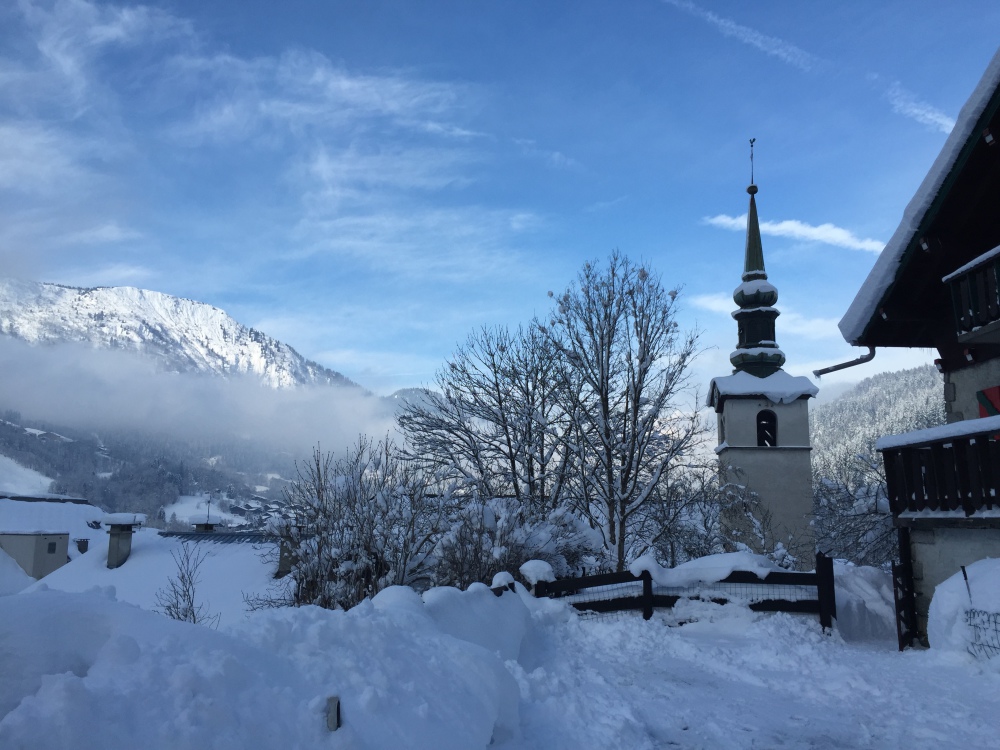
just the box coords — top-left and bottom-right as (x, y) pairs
(893, 526), (918, 651)
(815, 552), (836, 631)
(641, 570), (653, 620)
(534, 580), (547, 599)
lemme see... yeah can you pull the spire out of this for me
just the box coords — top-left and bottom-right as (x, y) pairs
(743, 184), (766, 281)
(729, 175), (785, 377)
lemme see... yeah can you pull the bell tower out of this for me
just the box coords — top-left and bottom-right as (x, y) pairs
(708, 175), (818, 561)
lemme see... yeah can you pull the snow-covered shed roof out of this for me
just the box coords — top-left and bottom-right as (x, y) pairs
(839, 47), (1000, 347)
(707, 370), (818, 411)
(26, 528), (280, 627)
(0, 492), (90, 504)
(0, 498), (103, 556)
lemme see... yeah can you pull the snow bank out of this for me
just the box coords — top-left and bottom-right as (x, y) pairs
(832, 562), (896, 642)
(0, 589), (326, 749)
(0, 547), (32, 595)
(630, 551), (780, 587)
(1, 584), (540, 749)
(928, 557), (1000, 656)
(6, 569), (1000, 748)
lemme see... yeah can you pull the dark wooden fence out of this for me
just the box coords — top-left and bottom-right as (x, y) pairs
(524, 552), (837, 630)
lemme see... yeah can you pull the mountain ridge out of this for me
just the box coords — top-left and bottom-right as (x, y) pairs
(0, 278), (357, 390)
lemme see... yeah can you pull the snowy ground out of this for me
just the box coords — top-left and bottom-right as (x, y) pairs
(0, 454), (52, 495)
(3, 574), (999, 749)
(28, 528), (278, 628)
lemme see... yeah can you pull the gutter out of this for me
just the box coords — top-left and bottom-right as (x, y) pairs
(812, 347), (876, 379)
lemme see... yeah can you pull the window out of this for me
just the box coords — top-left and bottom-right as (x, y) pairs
(47, 541), (57, 554)
(756, 410), (777, 447)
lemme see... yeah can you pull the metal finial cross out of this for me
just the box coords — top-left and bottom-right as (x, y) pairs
(749, 138), (756, 184)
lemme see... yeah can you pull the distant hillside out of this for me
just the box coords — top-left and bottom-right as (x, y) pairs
(810, 364), (945, 566)
(811, 365), (945, 458)
(0, 411), (295, 517)
(0, 278), (357, 390)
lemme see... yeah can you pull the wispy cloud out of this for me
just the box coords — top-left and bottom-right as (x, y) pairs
(883, 80), (955, 134)
(0, 123), (89, 194)
(513, 138), (581, 170)
(61, 222), (143, 246)
(291, 206), (538, 282)
(17, 0), (191, 110)
(662, 0), (819, 72)
(585, 195), (628, 213)
(166, 49), (477, 146)
(3, 0), (537, 293)
(690, 293), (733, 316)
(59, 263), (154, 288)
(703, 213), (884, 253)
(665, 2), (955, 135)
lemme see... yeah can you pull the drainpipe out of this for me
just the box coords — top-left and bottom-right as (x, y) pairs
(812, 346), (876, 379)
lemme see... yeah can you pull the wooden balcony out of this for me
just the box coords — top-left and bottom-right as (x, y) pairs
(944, 246), (1000, 342)
(879, 416), (1000, 518)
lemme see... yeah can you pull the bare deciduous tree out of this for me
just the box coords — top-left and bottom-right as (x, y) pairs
(399, 323), (573, 513)
(156, 542), (219, 627)
(542, 251), (701, 571)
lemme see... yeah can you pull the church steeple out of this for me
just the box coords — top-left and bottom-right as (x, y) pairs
(742, 184), (767, 281)
(730, 181), (785, 376)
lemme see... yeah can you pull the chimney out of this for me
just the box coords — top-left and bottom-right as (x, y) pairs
(104, 514), (145, 569)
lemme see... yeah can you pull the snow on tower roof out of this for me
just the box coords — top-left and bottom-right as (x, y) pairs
(707, 369), (818, 410)
(839, 47), (1000, 344)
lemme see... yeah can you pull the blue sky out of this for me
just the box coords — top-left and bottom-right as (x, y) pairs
(2, 1), (998, 396)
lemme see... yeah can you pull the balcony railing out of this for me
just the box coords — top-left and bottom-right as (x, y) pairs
(878, 416), (1000, 517)
(944, 246), (1000, 338)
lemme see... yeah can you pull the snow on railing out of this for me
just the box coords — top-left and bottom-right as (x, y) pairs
(880, 418), (1000, 517)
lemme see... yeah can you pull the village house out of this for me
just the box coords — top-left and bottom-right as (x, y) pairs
(836, 49), (1000, 646)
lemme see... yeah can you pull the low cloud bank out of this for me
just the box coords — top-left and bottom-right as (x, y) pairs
(0, 338), (395, 458)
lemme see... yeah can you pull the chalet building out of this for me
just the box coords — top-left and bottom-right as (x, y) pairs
(708, 181), (818, 565)
(838, 49), (1000, 646)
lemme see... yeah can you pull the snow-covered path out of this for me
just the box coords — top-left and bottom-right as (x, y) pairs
(507, 604), (999, 749)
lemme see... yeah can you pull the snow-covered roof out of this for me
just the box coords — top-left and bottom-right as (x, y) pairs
(839, 47), (1000, 344)
(27, 528), (280, 627)
(0, 498), (103, 553)
(707, 369), (818, 409)
(103, 513), (147, 527)
(0, 546), (33, 595)
(875, 413), (1000, 451)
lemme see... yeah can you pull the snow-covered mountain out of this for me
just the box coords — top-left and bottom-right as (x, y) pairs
(0, 279), (356, 389)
